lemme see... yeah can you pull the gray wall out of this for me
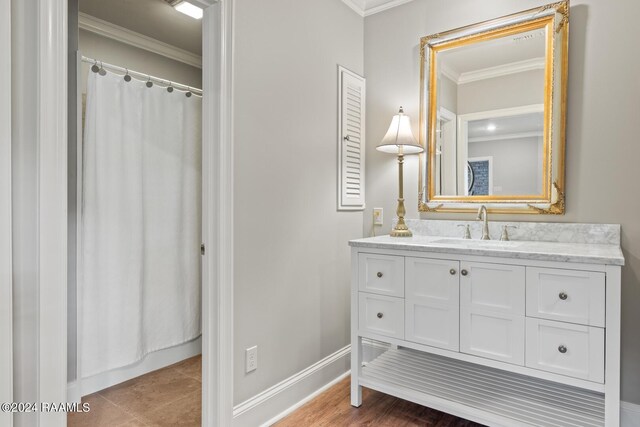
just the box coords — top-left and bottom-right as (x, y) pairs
(233, 0), (364, 405)
(457, 69), (544, 114)
(364, 0), (640, 404)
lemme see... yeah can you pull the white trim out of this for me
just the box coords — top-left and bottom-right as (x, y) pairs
(77, 338), (202, 398)
(340, 0), (417, 17)
(233, 345), (350, 426)
(622, 401), (640, 427)
(468, 131), (542, 143)
(457, 57), (545, 85)
(0, 0), (13, 424)
(340, 0), (365, 17)
(38, 0), (68, 424)
(202, 0), (235, 426)
(363, 0), (417, 16)
(78, 12), (203, 69)
(260, 371), (351, 427)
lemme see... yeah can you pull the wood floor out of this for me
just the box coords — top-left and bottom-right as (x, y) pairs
(276, 377), (483, 427)
(67, 356), (202, 427)
(69, 360), (481, 426)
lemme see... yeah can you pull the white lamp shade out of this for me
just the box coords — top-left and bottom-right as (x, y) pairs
(377, 107), (424, 155)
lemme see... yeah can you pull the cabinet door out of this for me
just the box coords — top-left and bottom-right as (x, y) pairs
(405, 257), (459, 351)
(460, 262), (525, 365)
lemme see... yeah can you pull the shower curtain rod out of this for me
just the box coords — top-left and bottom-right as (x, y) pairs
(82, 56), (203, 96)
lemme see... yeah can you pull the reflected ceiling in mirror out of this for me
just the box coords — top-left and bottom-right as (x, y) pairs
(418, 1), (569, 214)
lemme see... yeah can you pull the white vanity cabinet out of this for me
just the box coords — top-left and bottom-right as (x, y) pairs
(350, 236), (623, 427)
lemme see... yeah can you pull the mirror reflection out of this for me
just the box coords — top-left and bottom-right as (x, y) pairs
(432, 28), (547, 198)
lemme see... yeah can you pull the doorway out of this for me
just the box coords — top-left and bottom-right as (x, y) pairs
(27, 0), (233, 425)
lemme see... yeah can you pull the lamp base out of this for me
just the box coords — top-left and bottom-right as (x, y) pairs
(390, 222), (413, 237)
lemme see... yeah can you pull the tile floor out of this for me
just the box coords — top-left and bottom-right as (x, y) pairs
(68, 355), (202, 427)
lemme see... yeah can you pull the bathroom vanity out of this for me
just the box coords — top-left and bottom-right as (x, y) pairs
(349, 221), (624, 427)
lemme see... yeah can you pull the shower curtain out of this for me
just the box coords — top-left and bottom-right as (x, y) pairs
(80, 71), (202, 378)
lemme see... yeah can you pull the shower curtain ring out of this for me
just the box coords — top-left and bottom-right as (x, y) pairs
(185, 87), (192, 98)
(167, 81), (174, 93)
(146, 76), (153, 88)
(98, 62), (107, 76)
(91, 60), (100, 73)
(124, 69), (132, 82)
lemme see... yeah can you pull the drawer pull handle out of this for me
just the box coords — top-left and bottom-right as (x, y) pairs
(461, 269), (468, 276)
(376, 272), (383, 278)
(558, 345), (567, 354)
(559, 292), (568, 300)
(377, 312), (384, 319)
(450, 268), (456, 275)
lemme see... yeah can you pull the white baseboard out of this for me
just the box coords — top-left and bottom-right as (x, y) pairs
(232, 345), (351, 427)
(260, 371), (350, 427)
(622, 401), (640, 427)
(71, 336), (201, 398)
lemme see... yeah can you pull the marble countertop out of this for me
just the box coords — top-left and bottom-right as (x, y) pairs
(349, 235), (625, 266)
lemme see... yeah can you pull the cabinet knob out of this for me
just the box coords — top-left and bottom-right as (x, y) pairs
(376, 272), (383, 278)
(377, 312), (383, 319)
(558, 345), (567, 354)
(461, 269), (468, 276)
(559, 292), (568, 300)
(449, 268), (456, 275)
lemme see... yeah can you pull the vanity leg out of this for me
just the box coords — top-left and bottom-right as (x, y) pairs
(351, 336), (362, 407)
(350, 247), (362, 407)
(605, 265), (621, 426)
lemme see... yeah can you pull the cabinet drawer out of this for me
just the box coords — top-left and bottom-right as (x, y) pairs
(526, 267), (605, 327)
(358, 253), (404, 297)
(359, 293), (404, 339)
(526, 318), (604, 383)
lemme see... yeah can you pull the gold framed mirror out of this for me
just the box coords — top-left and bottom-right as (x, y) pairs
(418, 1), (569, 214)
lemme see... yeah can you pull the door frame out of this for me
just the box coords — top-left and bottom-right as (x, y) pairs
(0, 0), (13, 425)
(36, 0), (235, 425)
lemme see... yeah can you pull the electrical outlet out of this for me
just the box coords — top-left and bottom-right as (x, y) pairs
(373, 208), (384, 225)
(246, 346), (257, 373)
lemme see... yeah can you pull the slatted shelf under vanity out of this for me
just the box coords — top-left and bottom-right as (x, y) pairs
(361, 347), (605, 427)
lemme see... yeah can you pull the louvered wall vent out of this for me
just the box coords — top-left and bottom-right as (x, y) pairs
(338, 66), (366, 211)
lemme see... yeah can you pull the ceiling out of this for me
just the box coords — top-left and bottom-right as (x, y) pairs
(79, 0), (202, 54)
(439, 28), (546, 77)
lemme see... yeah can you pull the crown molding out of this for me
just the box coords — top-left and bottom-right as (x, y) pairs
(457, 57), (545, 85)
(341, 0), (417, 17)
(78, 12), (202, 69)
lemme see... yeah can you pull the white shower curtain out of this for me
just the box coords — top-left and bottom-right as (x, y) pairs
(80, 71), (202, 378)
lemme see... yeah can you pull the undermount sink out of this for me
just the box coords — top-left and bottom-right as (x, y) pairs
(430, 238), (525, 248)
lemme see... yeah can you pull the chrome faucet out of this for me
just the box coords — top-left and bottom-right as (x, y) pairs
(476, 205), (490, 240)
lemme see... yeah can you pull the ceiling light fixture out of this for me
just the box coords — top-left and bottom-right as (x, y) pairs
(173, 1), (203, 19)
(487, 124), (497, 131)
